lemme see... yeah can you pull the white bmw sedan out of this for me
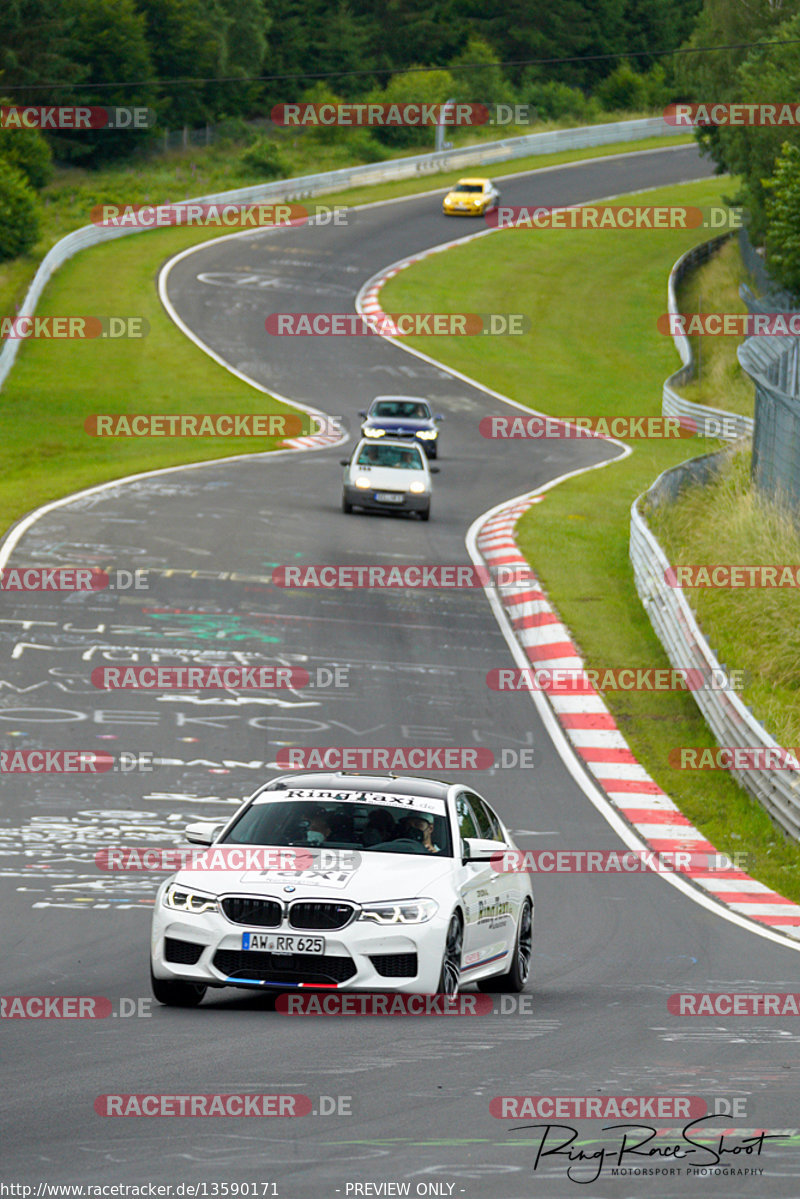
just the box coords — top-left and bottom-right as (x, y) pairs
(150, 772), (533, 1005)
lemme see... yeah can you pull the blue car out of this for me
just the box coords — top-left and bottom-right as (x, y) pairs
(359, 395), (444, 459)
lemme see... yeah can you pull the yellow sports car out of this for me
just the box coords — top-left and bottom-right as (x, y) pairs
(442, 177), (500, 216)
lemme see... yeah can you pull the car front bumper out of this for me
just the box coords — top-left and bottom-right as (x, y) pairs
(344, 485), (429, 513)
(151, 903), (449, 993)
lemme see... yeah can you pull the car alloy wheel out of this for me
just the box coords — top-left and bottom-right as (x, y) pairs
(437, 912), (463, 995)
(477, 898), (532, 993)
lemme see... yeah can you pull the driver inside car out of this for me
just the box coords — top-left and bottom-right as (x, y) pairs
(398, 813), (441, 854)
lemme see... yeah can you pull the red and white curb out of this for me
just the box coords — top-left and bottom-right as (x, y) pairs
(476, 496), (800, 941)
(281, 420), (345, 451)
(359, 235), (491, 336)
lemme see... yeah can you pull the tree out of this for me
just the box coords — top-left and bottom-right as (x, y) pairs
(0, 119), (53, 188)
(216, 0), (270, 116)
(481, 0), (627, 90)
(348, 0), (468, 76)
(764, 141), (800, 296)
(0, 0), (86, 106)
(367, 67), (457, 147)
(0, 159), (41, 260)
(52, 0), (156, 164)
(596, 60), (648, 111)
(622, 0), (701, 73)
(262, 0), (373, 104)
(137, 0), (230, 128)
(684, 10), (800, 239)
(449, 35), (515, 107)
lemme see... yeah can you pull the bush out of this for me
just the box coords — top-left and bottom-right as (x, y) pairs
(520, 77), (597, 123)
(642, 63), (671, 110)
(595, 61), (648, 112)
(335, 130), (390, 163)
(0, 159), (42, 260)
(449, 36), (515, 109)
(213, 116), (253, 144)
(239, 137), (290, 179)
(764, 141), (800, 299)
(367, 69), (457, 149)
(0, 128), (53, 189)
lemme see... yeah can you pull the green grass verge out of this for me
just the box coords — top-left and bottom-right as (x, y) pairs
(1, 130), (693, 323)
(380, 176), (800, 903)
(675, 237), (756, 417)
(0, 134), (693, 534)
(648, 447), (800, 748)
(0, 224), (301, 530)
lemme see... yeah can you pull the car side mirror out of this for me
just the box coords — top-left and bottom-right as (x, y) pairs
(435, 414), (444, 422)
(340, 459), (350, 466)
(462, 836), (503, 865)
(185, 821), (224, 846)
(358, 410), (367, 418)
(430, 466), (440, 474)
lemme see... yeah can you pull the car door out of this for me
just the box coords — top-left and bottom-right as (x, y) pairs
(453, 790), (501, 969)
(463, 790), (521, 964)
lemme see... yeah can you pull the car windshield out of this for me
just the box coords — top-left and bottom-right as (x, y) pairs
(454, 183), (484, 193)
(371, 401), (431, 420)
(220, 793), (452, 856)
(356, 444), (424, 469)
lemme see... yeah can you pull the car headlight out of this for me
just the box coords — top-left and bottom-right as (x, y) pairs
(163, 883), (219, 914)
(409, 481), (426, 494)
(364, 427), (385, 437)
(416, 430), (437, 439)
(359, 898), (438, 924)
(355, 475), (372, 489)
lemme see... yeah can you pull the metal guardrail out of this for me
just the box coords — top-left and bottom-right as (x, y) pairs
(739, 322), (800, 515)
(630, 458), (800, 840)
(661, 234), (755, 440)
(0, 116), (684, 390)
(634, 238), (797, 839)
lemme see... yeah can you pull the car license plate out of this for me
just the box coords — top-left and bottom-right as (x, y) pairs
(375, 492), (403, 503)
(242, 932), (325, 955)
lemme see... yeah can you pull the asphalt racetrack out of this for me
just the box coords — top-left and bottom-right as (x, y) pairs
(4, 144), (799, 1197)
